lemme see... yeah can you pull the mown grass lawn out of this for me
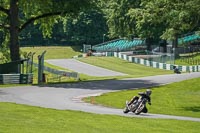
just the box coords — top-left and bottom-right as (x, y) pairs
(1, 47), (200, 132)
(78, 56), (172, 78)
(84, 77), (200, 118)
(20, 47), (173, 83)
(20, 46), (82, 60)
(0, 102), (199, 133)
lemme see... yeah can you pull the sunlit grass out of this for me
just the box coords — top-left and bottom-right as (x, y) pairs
(20, 47), (173, 83)
(78, 56), (172, 78)
(84, 77), (200, 118)
(0, 102), (199, 133)
(20, 46), (82, 60)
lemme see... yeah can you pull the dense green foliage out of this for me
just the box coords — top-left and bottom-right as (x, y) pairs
(0, 102), (199, 133)
(102, 0), (200, 39)
(19, 10), (108, 46)
(0, 0), (200, 61)
(0, 0), (97, 61)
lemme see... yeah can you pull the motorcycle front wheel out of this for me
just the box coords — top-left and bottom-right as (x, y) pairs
(123, 107), (129, 113)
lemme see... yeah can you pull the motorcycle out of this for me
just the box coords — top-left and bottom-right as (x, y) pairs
(123, 96), (149, 115)
(173, 66), (181, 74)
(174, 68), (181, 74)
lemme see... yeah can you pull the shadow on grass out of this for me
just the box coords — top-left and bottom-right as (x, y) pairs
(182, 106), (200, 112)
(71, 45), (82, 52)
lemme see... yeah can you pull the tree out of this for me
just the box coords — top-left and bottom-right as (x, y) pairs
(0, 0), (96, 61)
(101, 0), (141, 39)
(101, 0), (200, 49)
(62, 10), (108, 45)
(129, 0), (200, 45)
(19, 9), (108, 46)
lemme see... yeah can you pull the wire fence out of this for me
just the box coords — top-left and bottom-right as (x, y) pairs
(32, 62), (79, 83)
(133, 52), (175, 64)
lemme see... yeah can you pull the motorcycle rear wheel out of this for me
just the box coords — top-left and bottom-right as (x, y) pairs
(135, 104), (145, 115)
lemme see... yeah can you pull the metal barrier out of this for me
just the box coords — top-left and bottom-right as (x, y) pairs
(32, 62), (79, 82)
(0, 73), (33, 84)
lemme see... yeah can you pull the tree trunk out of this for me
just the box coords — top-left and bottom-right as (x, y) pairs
(9, 0), (20, 61)
(145, 37), (152, 51)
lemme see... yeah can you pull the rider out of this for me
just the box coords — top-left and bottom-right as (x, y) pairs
(173, 65), (181, 74)
(127, 89), (152, 113)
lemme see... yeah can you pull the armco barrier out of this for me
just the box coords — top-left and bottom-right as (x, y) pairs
(0, 73), (33, 84)
(32, 62), (79, 80)
(110, 52), (200, 72)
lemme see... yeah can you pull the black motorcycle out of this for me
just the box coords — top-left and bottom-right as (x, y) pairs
(173, 66), (181, 74)
(123, 96), (149, 115)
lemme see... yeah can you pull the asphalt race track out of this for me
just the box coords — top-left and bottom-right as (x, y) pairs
(46, 59), (127, 77)
(1, 59), (200, 122)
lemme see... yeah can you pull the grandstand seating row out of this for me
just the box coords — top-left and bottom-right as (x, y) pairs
(92, 32), (200, 52)
(178, 33), (200, 45)
(92, 39), (145, 52)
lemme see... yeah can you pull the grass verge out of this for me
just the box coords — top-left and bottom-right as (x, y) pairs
(0, 102), (199, 133)
(78, 56), (172, 78)
(20, 47), (173, 83)
(20, 46), (82, 60)
(84, 77), (200, 118)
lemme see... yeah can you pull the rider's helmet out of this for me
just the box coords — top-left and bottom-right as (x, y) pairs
(146, 89), (152, 96)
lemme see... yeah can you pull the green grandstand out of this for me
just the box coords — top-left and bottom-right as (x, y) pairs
(92, 38), (145, 52)
(92, 32), (200, 53)
(178, 32), (200, 45)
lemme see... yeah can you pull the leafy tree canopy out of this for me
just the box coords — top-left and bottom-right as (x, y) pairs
(1, 0), (200, 62)
(0, 0), (96, 61)
(103, 0), (200, 41)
